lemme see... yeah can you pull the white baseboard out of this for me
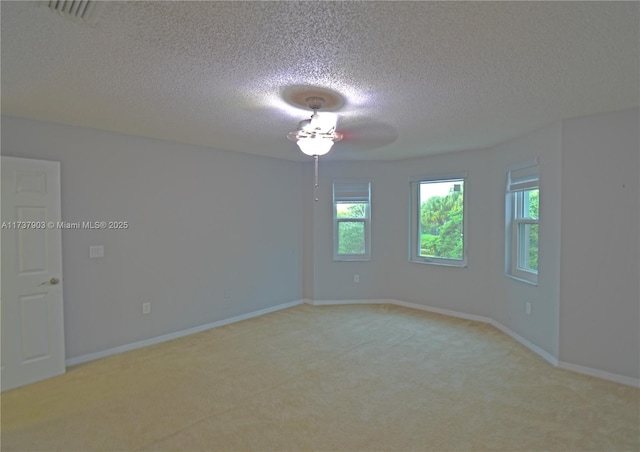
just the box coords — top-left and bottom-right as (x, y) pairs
(389, 299), (557, 366)
(488, 319), (559, 367)
(65, 299), (304, 367)
(391, 299), (493, 324)
(557, 361), (640, 388)
(67, 297), (639, 388)
(308, 298), (637, 387)
(308, 299), (391, 306)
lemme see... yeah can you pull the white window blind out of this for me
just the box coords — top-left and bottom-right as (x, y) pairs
(333, 180), (370, 203)
(507, 160), (539, 192)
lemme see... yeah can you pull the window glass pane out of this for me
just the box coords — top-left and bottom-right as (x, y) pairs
(419, 180), (464, 260)
(527, 223), (539, 271)
(338, 221), (365, 254)
(524, 189), (539, 219)
(517, 223), (539, 272)
(336, 202), (367, 218)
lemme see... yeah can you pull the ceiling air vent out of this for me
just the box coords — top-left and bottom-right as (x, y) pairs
(45, 0), (99, 23)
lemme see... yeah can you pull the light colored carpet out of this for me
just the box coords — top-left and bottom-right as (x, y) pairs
(1, 303), (638, 451)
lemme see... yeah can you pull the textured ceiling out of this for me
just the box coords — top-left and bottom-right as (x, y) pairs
(2, 1), (638, 161)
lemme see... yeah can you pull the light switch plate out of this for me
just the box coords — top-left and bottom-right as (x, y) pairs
(89, 245), (104, 258)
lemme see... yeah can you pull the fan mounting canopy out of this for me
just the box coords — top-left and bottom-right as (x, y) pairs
(281, 86), (345, 112)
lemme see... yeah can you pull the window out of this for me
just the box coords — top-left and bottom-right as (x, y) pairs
(333, 179), (371, 261)
(506, 160), (539, 284)
(409, 173), (467, 267)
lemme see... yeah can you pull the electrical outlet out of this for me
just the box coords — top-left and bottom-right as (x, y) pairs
(525, 302), (531, 315)
(354, 274), (359, 283)
(142, 302), (151, 315)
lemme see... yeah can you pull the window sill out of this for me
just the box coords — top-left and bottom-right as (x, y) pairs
(410, 259), (467, 268)
(334, 256), (371, 262)
(505, 273), (538, 286)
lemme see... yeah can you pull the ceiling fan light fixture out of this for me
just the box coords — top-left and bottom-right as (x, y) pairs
(309, 110), (321, 129)
(287, 95), (344, 201)
(298, 118), (312, 131)
(297, 137), (334, 156)
(287, 96), (342, 155)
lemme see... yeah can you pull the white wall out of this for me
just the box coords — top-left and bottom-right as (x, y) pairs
(1, 116), (304, 359)
(490, 123), (563, 358)
(560, 108), (639, 378)
(3, 108), (638, 381)
(307, 109), (638, 381)
(390, 150), (495, 316)
(309, 148), (495, 317)
(310, 160), (402, 302)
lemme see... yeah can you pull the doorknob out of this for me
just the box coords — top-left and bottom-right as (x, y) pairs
(40, 278), (60, 286)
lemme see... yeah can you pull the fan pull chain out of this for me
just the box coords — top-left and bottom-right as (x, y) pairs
(314, 155), (319, 202)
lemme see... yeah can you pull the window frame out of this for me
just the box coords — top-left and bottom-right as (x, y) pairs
(409, 172), (468, 267)
(333, 179), (371, 262)
(506, 160), (539, 285)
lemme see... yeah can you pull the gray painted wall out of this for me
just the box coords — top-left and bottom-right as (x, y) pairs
(308, 109), (638, 379)
(1, 116), (304, 359)
(490, 123), (562, 358)
(560, 108), (639, 378)
(309, 143), (539, 324)
(3, 108), (638, 380)
(390, 150), (495, 317)
(310, 160), (405, 302)
(308, 149), (495, 318)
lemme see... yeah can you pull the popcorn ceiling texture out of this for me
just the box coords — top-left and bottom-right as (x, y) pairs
(1, 1), (638, 161)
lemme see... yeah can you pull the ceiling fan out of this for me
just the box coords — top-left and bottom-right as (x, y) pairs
(287, 96), (343, 201)
(287, 96), (343, 156)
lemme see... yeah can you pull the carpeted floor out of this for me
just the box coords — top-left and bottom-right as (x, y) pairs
(1, 303), (638, 451)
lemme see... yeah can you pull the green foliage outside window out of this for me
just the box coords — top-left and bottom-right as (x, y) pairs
(338, 222), (365, 254)
(419, 184), (464, 260)
(526, 189), (539, 271)
(337, 203), (367, 255)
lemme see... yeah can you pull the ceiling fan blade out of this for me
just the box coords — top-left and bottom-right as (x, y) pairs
(336, 121), (398, 152)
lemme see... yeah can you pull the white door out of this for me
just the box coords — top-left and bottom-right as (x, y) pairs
(1, 156), (65, 391)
